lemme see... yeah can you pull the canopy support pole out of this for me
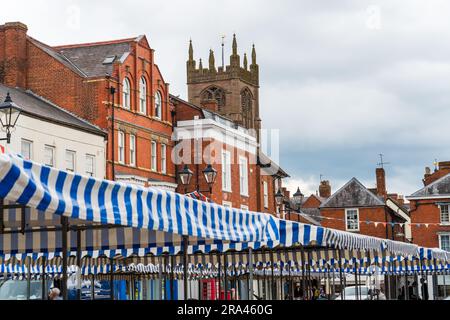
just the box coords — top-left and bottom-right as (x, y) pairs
(183, 235), (188, 300)
(270, 249), (275, 300)
(433, 258), (438, 300)
(443, 269), (447, 299)
(248, 248), (254, 300)
(217, 251), (221, 300)
(76, 229), (82, 300)
(170, 255), (175, 300)
(26, 258), (31, 300)
(158, 255), (163, 300)
(91, 273), (95, 300)
(338, 248), (344, 300)
(300, 246), (307, 299)
(224, 252), (228, 300)
(109, 257), (114, 300)
(61, 216), (68, 300)
(42, 256), (47, 300)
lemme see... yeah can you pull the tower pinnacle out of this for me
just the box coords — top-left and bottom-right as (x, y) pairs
(243, 53), (248, 70)
(209, 49), (215, 71)
(251, 44), (256, 65)
(188, 39), (194, 61)
(232, 34), (237, 56)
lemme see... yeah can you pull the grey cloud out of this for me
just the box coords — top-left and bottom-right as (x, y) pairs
(2, 0), (450, 196)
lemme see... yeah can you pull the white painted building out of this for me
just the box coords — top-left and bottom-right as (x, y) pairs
(0, 84), (107, 179)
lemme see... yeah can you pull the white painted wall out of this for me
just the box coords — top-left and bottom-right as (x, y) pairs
(0, 114), (106, 179)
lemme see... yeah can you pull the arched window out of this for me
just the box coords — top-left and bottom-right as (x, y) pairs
(155, 91), (162, 119)
(139, 77), (147, 114)
(122, 78), (131, 109)
(241, 88), (253, 128)
(201, 86), (226, 111)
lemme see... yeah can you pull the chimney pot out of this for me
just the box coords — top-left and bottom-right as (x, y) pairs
(319, 180), (331, 198)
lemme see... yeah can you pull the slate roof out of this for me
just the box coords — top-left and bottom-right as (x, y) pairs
(0, 84), (106, 136)
(300, 208), (322, 225)
(408, 173), (450, 198)
(320, 177), (385, 208)
(55, 40), (133, 77)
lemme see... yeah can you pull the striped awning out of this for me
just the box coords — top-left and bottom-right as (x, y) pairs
(0, 153), (275, 243)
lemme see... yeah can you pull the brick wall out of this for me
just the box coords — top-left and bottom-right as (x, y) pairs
(321, 206), (405, 241)
(409, 198), (450, 248)
(0, 22), (176, 186)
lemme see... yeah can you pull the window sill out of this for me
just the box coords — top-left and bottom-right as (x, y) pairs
(222, 189), (232, 193)
(439, 223), (450, 226)
(240, 193), (249, 198)
(346, 229), (360, 233)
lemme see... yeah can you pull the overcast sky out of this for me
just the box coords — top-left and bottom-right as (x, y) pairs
(3, 0), (450, 197)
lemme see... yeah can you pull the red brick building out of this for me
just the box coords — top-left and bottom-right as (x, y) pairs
(407, 161), (450, 250)
(320, 168), (410, 241)
(0, 22), (176, 189)
(171, 95), (288, 213)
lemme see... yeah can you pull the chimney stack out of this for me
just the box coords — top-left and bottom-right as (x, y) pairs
(376, 167), (387, 198)
(423, 161), (450, 186)
(319, 180), (331, 198)
(0, 22), (28, 88)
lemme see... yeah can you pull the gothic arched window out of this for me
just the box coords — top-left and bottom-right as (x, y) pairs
(201, 86), (226, 111)
(241, 88), (253, 128)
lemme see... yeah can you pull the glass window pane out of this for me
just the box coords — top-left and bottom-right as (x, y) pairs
(44, 146), (54, 167)
(21, 139), (32, 160)
(65, 150), (75, 172)
(85, 154), (94, 176)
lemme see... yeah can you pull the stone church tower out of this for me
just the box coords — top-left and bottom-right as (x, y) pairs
(186, 35), (261, 137)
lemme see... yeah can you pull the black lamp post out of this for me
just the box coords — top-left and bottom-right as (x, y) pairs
(0, 93), (22, 144)
(178, 164), (194, 188)
(202, 164), (218, 193)
(178, 164), (217, 194)
(292, 187), (304, 211)
(275, 189), (284, 206)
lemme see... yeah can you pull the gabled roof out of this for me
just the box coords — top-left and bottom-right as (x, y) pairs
(0, 84), (106, 136)
(320, 177), (385, 208)
(407, 173), (450, 199)
(54, 39), (135, 77)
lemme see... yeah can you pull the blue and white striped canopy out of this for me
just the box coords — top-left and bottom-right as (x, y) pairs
(0, 153), (275, 243)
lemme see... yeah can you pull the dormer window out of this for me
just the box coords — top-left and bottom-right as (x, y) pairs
(102, 55), (116, 64)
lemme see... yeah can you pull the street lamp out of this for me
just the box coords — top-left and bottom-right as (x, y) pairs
(292, 187), (304, 210)
(202, 164), (217, 191)
(275, 189), (284, 206)
(178, 164), (193, 186)
(178, 164), (217, 194)
(0, 93), (22, 144)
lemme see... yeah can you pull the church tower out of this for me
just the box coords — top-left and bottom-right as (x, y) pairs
(186, 35), (261, 136)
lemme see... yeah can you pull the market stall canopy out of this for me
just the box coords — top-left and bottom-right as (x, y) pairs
(0, 153), (278, 244)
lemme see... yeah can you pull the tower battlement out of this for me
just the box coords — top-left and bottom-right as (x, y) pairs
(186, 34), (261, 135)
(187, 35), (259, 86)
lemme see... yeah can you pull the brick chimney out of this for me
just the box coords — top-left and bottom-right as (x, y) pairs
(423, 161), (450, 186)
(376, 167), (387, 198)
(319, 180), (331, 198)
(0, 22), (28, 88)
(201, 99), (219, 113)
